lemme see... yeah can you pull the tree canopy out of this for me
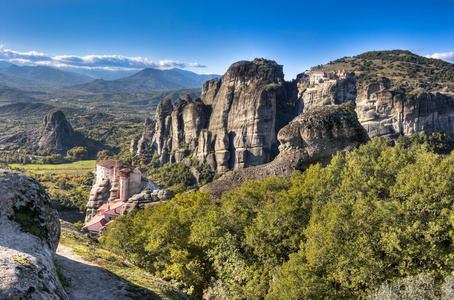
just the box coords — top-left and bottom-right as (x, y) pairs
(102, 135), (454, 299)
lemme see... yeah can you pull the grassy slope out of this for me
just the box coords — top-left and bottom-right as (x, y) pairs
(60, 221), (189, 300)
(309, 50), (454, 87)
(9, 160), (97, 175)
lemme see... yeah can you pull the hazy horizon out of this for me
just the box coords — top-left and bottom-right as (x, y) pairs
(1, 0), (453, 80)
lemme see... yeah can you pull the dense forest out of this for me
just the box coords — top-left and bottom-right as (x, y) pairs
(101, 134), (454, 299)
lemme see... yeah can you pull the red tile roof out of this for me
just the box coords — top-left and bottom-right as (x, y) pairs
(83, 214), (108, 229)
(97, 201), (126, 215)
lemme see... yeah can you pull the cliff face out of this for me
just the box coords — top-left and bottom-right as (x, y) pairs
(296, 75), (357, 114)
(85, 178), (114, 223)
(296, 76), (454, 140)
(149, 59), (289, 173)
(278, 103), (369, 162)
(149, 95), (210, 165)
(0, 110), (75, 153)
(0, 168), (68, 299)
(355, 78), (454, 139)
(142, 58), (454, 193)
(201, 59), (287, 172)
(201, 104), (369, 199)
(36, 110), (75, 152)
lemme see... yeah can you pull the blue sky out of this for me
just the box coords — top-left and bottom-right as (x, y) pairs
(0, 0), (453, 79)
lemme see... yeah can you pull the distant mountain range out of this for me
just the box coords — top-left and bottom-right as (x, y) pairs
(0, 65), (94, 87)
(59, 67), (137, 80)
(0, 63), (219, 92)
(69, 68), (219, 93)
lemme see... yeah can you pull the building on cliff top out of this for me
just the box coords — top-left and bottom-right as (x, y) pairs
(96, 160), (147, 200)
(310, 72), (326, 84)
(83, 160), (152, 235)
(309, 70), (347, 84)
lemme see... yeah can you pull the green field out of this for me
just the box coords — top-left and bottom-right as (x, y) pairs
(9, 160), (97, 175)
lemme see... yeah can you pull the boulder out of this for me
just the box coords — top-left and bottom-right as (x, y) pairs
(0, 168), (69, 299)
(277, 104), (369, 162)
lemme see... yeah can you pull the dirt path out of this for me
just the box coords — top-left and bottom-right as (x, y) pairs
(55, 244), (130, 300)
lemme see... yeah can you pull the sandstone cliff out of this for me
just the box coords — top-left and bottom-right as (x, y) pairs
(201, 104), (369, 198)
(85, 173), (153, 223)
(0, 110), (76, 153)
(121, 189), (174, 215)
(296, 75), (454, 140)
(0, 168), (68, 299)
(85, 163), (167, 223)
(146, 59), (291, 173)
(355, 78), (454, 139)
(296, 74), (356, 113)
(85, 177), (113, 223)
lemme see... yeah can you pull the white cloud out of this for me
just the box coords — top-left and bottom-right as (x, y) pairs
(0, 47), (51, 62)
(425, 52), (454, 63)
(0, 47), (206, 70)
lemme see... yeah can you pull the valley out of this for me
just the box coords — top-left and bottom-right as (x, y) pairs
(3, 50), (454, 299)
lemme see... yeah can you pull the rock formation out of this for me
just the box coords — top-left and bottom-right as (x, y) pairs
(355, 78), (454, 139)
(296, 74), (356, 113)
(121, 189), (175, 215)
(85, 178), (112, 223)
(147, 59), (291, 173)
(201, 104), (369, 199)
(296, 75), (454, 140)
(0, 110), (76, 153)
(36, 110), (75, 151)
(84, 161), (151, 223)
(134, 117), (155, 155)
(0, 168), (69, 299)
(139, 57), (454, 199)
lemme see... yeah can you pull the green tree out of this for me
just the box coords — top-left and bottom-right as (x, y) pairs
(67, 146), (88, 161)
(97, 149), (113, 161)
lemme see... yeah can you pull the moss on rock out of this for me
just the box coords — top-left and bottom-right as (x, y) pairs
(8, 201), (49, 243)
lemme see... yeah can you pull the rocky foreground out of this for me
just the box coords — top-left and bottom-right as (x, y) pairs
(0, 168), (67, 299)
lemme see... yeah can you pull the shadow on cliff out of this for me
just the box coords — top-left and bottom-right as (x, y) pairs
(54, 251), (163, 300)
